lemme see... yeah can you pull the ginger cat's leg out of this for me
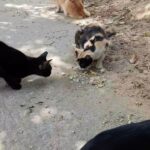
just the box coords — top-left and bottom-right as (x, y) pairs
(63, 7), (68, 16)
(56, 5), (63, 13)
(55, 0), (63, 13)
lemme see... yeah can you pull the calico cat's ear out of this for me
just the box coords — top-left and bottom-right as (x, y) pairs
(38, 51), (48, 61)
(74, 48), (82, 57)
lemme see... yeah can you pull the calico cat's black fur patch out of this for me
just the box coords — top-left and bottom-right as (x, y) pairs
(81, 120), (150, 150)
(75, 25), (116, 49)
(77, 55), (93, 68)
(75, 25), (107, 49)
(0, 41), (52, 90)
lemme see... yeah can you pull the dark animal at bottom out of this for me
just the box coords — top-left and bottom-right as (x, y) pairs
(81, 120), (150, 150)
(0, 41), (52, 90)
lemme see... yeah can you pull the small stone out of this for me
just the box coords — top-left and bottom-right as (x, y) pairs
(127, 114), (134, 124)
(135, 102), (143, 107)
(36, 102), (44, 105)
(119, 21), (125, 25)
(89, 78), (96, 85)
(119, 118), (124, 122)
(129, 53), (138, 64)
(72, 131), (76, 134)
(98, 84), (104, 88)
(102, 120), (109, 125)
(29, 146), (33, 149)
(100, 68), (105, 73)
(61, 72), (66, 76)
(18, 129), (24, 134)
(29, 106), (34, 109)
(69, 76), (73, 80)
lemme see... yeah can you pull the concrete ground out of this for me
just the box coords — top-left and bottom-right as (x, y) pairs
(0, 0), (149, 150)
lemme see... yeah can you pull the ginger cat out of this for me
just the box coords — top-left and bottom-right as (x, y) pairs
(55, 0), (90, 19)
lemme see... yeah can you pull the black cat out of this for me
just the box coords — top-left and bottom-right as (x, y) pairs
(0, 41), (52, 90)
(81, 120), (150, 150)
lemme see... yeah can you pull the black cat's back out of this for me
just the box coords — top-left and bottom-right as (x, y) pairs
(0, 41), (34, 78)
(0, 41), (27, 66)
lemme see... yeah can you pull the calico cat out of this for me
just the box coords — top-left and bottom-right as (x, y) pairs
(74, 24), (115, 71)
(0, 41), (52, 90)
(55, 0), (90, 19)
(81, 120), (150, 150)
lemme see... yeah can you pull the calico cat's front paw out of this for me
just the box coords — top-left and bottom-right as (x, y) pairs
(96, 65), (106, 73)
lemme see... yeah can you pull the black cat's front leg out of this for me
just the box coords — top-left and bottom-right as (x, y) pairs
(4, 77), (22, 90)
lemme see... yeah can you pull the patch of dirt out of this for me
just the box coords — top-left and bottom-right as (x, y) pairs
(85, 0), (150, 106)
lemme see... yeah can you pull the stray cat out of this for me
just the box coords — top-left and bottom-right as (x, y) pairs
(0, 41), (52, 90)
(55, 0), (90, 19)
(81, 120), (150, 150)
(74, 24), (115, 71)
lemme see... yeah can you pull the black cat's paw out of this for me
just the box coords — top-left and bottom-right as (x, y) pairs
(5, 77), (22, 90)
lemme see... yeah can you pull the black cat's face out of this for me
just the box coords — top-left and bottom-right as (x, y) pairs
(36, 51), (52, 77)
(38, 60), (52, 77)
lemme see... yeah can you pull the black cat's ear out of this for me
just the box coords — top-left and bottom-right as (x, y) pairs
(47, 59), (52, 63)
(39, 51), (48, 61)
